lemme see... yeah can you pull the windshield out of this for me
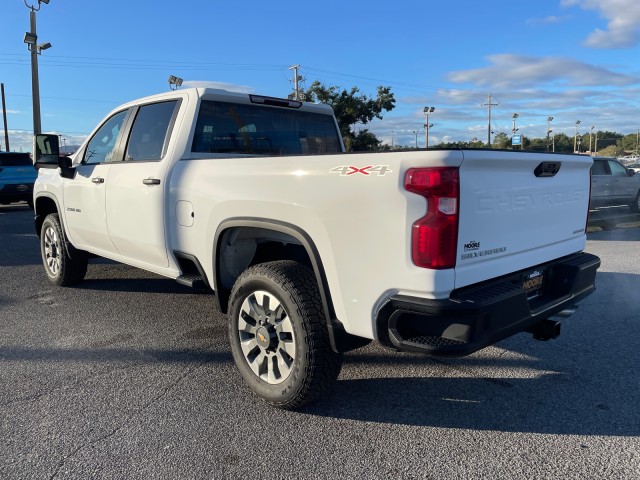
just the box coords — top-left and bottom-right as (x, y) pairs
(192, 100), (341, 156)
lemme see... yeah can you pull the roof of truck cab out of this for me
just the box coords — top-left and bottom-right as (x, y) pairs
(114, 87), (335, 115)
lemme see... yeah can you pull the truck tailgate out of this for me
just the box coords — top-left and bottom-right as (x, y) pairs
(455, 150), (591, 289)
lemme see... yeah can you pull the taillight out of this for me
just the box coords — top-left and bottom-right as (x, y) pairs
(405, 167), (460, 269)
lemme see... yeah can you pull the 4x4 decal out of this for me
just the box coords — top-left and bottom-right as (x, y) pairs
(330, 165), (392, 176)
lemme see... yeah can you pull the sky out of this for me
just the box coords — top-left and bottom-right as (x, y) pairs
(1, 0), (639, 152)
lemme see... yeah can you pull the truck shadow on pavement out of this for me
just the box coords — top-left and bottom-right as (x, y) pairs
(305, 372), (638, 437)
(304, 270), (639, 437)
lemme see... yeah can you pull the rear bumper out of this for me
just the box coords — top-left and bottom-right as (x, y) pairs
(376, 252), (600, 356)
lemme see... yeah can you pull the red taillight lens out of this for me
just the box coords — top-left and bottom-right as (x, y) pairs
(405, 167), (460, 269)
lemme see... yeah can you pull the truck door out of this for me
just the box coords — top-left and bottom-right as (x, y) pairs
(608, 159), (635, 202)
(589, 158), (612, 208)
(105, 100), (180, 268)
(62, 109), (129, 253)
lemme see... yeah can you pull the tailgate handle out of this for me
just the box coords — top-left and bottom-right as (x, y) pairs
(534, 162), (561, 177)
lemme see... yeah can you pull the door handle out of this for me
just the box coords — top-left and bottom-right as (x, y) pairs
(143, 178), (161, 186)
(92, 177), (105, 184)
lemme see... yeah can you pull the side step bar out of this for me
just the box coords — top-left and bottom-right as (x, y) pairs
(176, 273), (208, 290)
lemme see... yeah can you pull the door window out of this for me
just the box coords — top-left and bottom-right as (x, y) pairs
(83, 110), (128, 164)
(591, 160), (607, 176)
(608, 160), (627, 176)
(125, 101), (178, 161)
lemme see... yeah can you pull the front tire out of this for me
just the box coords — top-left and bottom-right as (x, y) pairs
(630, 190), (640, 213)
(228, 260), (342, 409)
(40, 213), (88, 286)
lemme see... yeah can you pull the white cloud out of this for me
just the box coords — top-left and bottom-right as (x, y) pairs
(561, 0), (640, 48)
(1, 130), (87, 154)
(448, 54), (637, 89)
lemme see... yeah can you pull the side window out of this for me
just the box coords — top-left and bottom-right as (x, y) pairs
(125, 101), (178, 161)
(591, 160), (607, 176)
(608, 160), (627, 177)
(84, 110), (128, 164)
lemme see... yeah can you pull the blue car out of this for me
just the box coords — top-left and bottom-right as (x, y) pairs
(0, 152), (37, 209)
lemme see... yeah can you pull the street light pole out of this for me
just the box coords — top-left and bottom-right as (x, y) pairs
(574, 120), (581, 153)
(423, 106), (435, 148)
(589, 125), (594, 155)
(546, 116), (553, 152)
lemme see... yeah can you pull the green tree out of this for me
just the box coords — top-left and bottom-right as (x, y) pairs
(492, 132), (510, 149)
(304, 82), (396, 151)
(553, 133), (573, 153)
(618, 132), (639, 154)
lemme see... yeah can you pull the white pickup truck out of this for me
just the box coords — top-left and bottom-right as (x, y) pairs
(33, 88), (600, 409)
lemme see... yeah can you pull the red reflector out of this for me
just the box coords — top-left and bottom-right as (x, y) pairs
(405, 167), (460, 269)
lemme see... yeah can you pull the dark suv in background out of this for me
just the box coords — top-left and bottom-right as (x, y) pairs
(0, 152), (37, 208)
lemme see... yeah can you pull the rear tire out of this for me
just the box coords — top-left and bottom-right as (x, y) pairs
(40, 213), (88, 286)
(228, 260), (342, 409)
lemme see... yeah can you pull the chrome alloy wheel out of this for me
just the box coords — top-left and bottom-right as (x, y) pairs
(43, 225), (61, 275)
(238, 290), (296, 385)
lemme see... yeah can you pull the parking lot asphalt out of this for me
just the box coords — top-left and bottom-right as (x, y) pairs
(1, 203), (639, 479)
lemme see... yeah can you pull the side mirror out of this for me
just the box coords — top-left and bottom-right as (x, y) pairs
(33, 134), (60, 167)
(58, 156), (72, 168)
(628, 169), (635, 177)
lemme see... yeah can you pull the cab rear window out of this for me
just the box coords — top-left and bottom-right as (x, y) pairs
(0, 153), (33, 167)
(192, 100), (341, 156)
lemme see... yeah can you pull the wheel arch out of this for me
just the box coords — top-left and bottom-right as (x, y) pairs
(34, 194), (62, 237)
(213, 218), (369, 353)
(214, 218), (332, 314)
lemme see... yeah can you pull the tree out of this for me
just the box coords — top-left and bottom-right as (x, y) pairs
(492, 132), (510, 149)
(304, 82), (395, 151)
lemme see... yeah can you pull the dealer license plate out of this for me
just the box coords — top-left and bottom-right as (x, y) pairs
(523, 269), (545, 299)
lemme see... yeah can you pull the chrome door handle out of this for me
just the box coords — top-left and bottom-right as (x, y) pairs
(142, 178), (161, 185)
(92, 177), (105, 184)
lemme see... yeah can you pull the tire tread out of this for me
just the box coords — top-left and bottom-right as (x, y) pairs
(228, 260), (342, 409)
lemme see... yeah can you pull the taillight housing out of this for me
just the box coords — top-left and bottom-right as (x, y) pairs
(405, 167), (460, 269)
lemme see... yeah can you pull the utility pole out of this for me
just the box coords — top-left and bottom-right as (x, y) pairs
(1, 83), (9, 151)
(574, 120), (581, 153)
(546, 116), (554, 152)
(482, 93), (499, 147)
(24, 0), (52, 136)
(288, 65), (305, 101)
(589, 126), (594, 155)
